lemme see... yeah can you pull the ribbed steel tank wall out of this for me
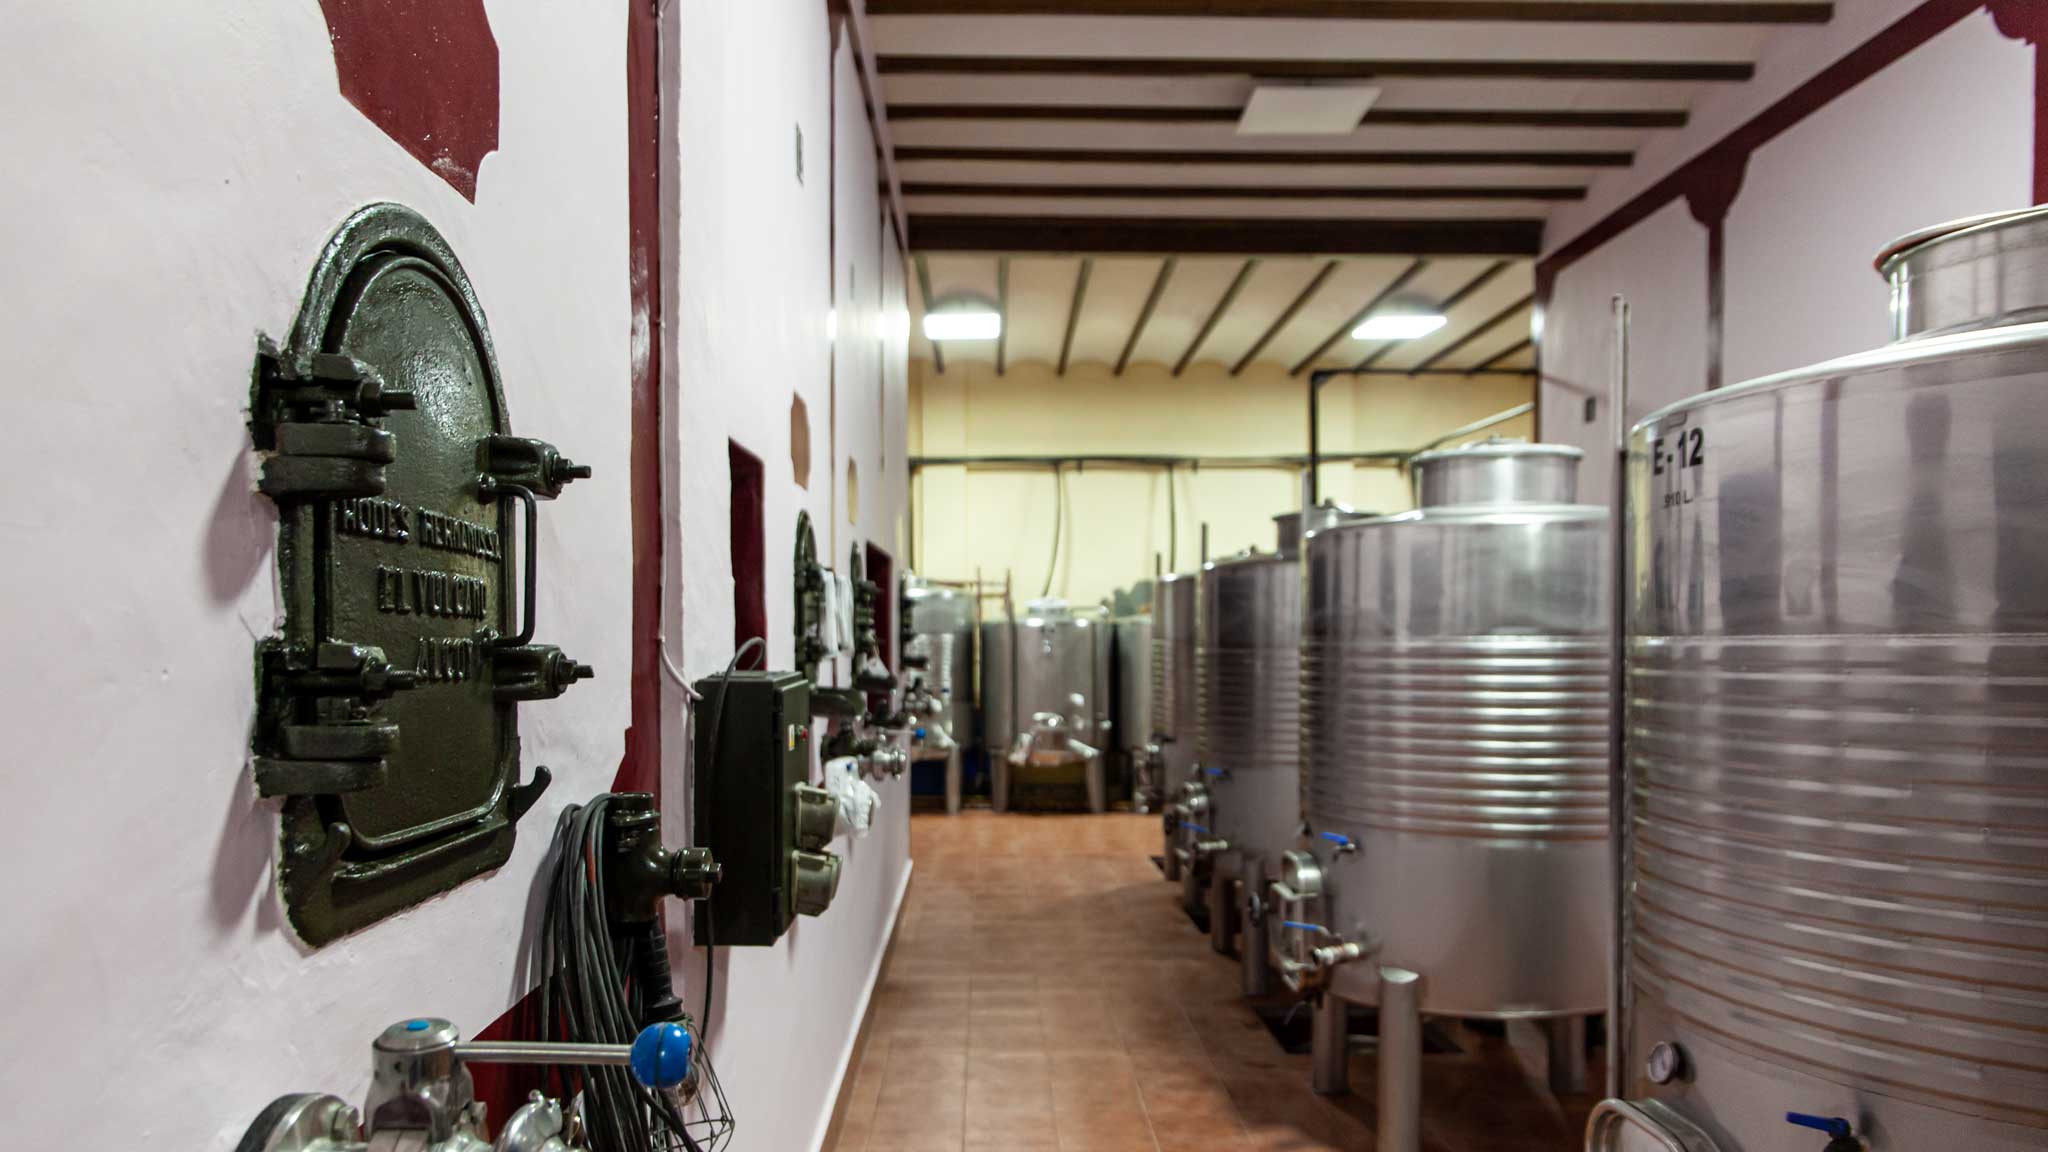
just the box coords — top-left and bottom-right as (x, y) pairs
(1198, 551), (1302, 867)
(1607, 207), (2048, 1149)
(1304, 442), (1611, 1017)
(903, 580), (974, 762)
(1150, 573), (1200, 797)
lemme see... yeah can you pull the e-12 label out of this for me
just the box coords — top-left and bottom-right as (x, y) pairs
(1650, 426), (1705, 508)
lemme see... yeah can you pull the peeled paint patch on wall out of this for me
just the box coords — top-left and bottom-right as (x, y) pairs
(318, 0), (501, 201)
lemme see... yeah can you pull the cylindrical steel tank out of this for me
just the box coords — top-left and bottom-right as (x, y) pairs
(1297, 441), (1611, 1020)
(1152, 573), (1200, 868)
(1194, 545), (1302, 889)
(1112, 614), (1153, 806)
(902, 577), (975, 813)
(1598, 207), (2048, 1150)
(983, 598), (1108, 811)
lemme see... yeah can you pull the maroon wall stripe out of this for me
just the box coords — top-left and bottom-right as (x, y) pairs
(1538, 0), (1985, 283)
(616, 0), (664, 798)
(1988, 1), (2048, 202)
(317, 0), (501, 201)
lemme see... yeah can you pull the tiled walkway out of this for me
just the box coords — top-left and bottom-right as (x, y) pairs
(826, 812), (1596, 1152)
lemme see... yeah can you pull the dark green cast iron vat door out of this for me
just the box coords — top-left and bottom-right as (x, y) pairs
(251, 203), (590, 945)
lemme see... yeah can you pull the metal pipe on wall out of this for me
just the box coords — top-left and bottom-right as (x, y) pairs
(1606, 295), (1630, 1101)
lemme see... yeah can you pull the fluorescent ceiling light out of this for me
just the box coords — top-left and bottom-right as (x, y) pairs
(1353, 313), (1448, 341)
(923, 310), (1001, 342)
(1237, 84), (1380, 136)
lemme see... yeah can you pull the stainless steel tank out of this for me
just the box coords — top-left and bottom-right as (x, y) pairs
(1112, 614), (1154, 808)
(1152, 572), (1199, 878)
(1593, 207), (2048, 1151)
(902, 577), (975, 813)
(1282, 441), (1610, 1112)
(984, 598), (1108, 812)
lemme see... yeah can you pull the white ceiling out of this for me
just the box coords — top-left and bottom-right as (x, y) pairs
(872, 0), (1833, 374)
(912, 253), (1538, 376)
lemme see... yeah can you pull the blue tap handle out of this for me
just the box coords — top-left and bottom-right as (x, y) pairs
(1282, 921), (1326, 934)
(1183, 822), (1210, 835)
(1204, 766), (1224, 777)
(630, 1022), (695, 1089)
(1785, 1114), (1852, 1139)
(1318, 831), (1355, 849)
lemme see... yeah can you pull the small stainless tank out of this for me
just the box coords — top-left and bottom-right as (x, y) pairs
(1152, 572), (1199, 877)
(902, 577), (974, 813)
(1593, 208), (2048, 1151)
(984, 599), (1108, 812)
(1112, 614), (1154, 807)
(1281, 441), (1609, 1113)
(1301, 442), (1609, 1013)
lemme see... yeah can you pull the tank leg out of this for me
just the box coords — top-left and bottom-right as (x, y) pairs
(1208, 858), (1237, 954)
(1311, 990), (1349, 1096)
(1180, 856), (1205, 918)
(991, 756), (1010, 814)
(1086, 753), (1106, 814)
(1544, 1015), (1588, 1097)
(945, 748), (962, 816)
(1377, 967), (1423, 1152)
(1240, 865), (1271, 997)
(1162, 817), (1182, 882)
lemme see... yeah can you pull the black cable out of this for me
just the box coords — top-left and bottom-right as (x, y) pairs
(535, 795), (727, 1152)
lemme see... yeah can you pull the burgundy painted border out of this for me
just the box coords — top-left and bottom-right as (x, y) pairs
(618, 0), (664, 799)
(471, 2), (668, 1114)
(1532, 0), (2026, 422)
(1536, 0), (1988, 286)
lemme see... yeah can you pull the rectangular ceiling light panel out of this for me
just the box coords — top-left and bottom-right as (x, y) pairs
(1237, 85), (1380, 136)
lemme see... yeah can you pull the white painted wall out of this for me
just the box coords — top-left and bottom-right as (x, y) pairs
(0, 3), (631, 1149)
(0, 3), (907, 1151)
(666, 4), (912, 1151)
(1539, 6), (2034, 466)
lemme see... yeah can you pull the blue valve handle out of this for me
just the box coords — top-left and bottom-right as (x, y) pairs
(1183, 822), (1210, 835)
(1282, 921), (1327, 934)
(630, 1022), (695, 1090)
(1204, 766), (1225, 777)
(1318, 831), (1355, 849)
(1785, 1114), (1852, 1139)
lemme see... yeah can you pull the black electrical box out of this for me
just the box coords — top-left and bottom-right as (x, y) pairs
(691, 669), (826, 946)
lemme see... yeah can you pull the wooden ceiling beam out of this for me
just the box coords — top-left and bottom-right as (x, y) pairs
(895, 146), (1630, 166)
(1410, 292), (1536, 373)
(1057, 257), (1093, 375)
(909, 215), (1540, 256)
(866, 1), (1830, 24)
(915, 253), (944, 374)
(1353, 257), (1507, 370)
(995, 255), (1010, 375)
(1232, 259), (1337, 377)
(888, 104), (1690, 129)
(1117, 257), (1177, 375)
(1290, 258), (1427, 376)
(1471, 335), (1534, 372)
(904, 183), (1585, 201)
(876, 57), (1755, 82)
(1175, 258), (1259, 376)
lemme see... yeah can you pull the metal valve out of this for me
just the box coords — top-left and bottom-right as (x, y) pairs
(236, 1019), (695, 1152)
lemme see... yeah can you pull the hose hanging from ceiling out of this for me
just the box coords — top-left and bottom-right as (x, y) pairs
(1041, 462), (1063, 599)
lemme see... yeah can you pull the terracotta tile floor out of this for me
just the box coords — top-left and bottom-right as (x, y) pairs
(827, 812), (1598, 1152)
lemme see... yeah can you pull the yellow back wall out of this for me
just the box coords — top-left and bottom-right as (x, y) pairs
(909, 358), (1535, 607)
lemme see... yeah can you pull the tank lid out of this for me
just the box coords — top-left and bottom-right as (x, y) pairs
(1408, 437), (1584, 507)
(1409, 437), (1584, 468)
(1021, 597), (1072, 619)
(1875, 204), (2048, 339)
